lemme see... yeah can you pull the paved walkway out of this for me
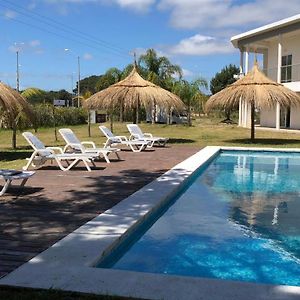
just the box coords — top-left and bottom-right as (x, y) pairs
(0, 145), (199, 278)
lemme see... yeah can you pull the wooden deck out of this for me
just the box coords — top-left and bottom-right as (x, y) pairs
(0, 145), (199, 278)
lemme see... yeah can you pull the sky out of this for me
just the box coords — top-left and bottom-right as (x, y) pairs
(1, 0), (300, 93)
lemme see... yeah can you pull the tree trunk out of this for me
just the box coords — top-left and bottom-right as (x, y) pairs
(88, 110), (91, 137)
(110, 113), (114, 133)
(250, 102), (255, 141)
(53, 107), (58, 142)
(12, 120), (17, 149)
(187, 102), (192, 127)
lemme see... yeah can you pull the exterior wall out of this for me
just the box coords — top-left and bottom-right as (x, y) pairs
(261, 36), (300, 128)
(290, 93), (300, 128)
(267, 35), (300, 91)
(260, 108), (276, 127)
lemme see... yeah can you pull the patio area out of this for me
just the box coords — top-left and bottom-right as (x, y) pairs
(0, 145), (199, 278)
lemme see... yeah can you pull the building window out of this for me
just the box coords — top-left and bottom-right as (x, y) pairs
(281, 55), (292, 83)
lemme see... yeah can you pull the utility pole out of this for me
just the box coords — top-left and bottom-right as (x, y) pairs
(16, 50), (20, 91)
(77, 55), (80, 108)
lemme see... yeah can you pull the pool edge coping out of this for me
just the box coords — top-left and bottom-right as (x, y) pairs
(1, 146), (300, 300)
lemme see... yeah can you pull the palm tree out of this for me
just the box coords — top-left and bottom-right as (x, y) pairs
(138, 49), (182, 87)
(173, 78), (208, 126)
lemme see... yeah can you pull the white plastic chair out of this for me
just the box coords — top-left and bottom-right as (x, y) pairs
(59, 128), (120, 163)
(127, 124), (169, 147)
(23, 132), (95, 172)
(0, 169), (35, 196)
(99, 126), (149, 152)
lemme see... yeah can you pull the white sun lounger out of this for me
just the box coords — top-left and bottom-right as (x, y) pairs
(127, 124), (169, 147)
(99, 126), (149, 152)
(23, 132), (95, 172)
(0, 169), (35, 196)
(59, 128), (120, 163)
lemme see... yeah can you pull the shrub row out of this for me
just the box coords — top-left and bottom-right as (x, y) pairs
(34, 105), (87, 127)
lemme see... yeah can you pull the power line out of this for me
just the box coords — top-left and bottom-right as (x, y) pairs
(2, 0), (129, 56)
(1, 0), (131, 59)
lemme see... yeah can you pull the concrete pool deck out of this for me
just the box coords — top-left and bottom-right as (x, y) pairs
(1, 146), (300, 300)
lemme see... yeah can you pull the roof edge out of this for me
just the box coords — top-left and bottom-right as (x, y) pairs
(231, 14), (300, 48)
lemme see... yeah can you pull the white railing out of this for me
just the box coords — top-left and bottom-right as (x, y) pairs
(262, 63), (300, 83)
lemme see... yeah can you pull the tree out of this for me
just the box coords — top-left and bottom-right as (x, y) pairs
(210, 64), (239, 121)
(95, 67), (123, 91)
(173, 78), (208, 126)
(75, 75), (101, 95)
(138, 49), (182, 88)
(21, 88), (46, 104)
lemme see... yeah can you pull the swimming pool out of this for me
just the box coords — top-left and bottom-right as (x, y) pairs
(97, 150), (300, 286)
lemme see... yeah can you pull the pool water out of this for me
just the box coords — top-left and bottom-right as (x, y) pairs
(98, 151), (300, 286)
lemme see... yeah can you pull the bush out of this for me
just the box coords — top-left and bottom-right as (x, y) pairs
(31, 104), (87, 128)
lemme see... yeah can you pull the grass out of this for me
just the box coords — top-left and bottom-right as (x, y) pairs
(2, 116), (300, 299)
(1, 116), (300, 169)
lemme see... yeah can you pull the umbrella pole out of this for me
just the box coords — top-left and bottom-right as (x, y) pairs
(152, 101), (156, 124)
(12, 119), (17, 150)
(88, 110), (91, 137)
(135, 99), (139, 124)
(251, 102), (255, 141)
(120, 104), (123, 122)
(110, 113), (114, 133)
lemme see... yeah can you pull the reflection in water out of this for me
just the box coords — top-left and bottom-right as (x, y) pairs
(102, 151), (300, 286)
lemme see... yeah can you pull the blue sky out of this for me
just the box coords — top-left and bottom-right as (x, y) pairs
(1, 0), (300, 92)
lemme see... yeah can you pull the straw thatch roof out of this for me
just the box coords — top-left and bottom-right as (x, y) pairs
(0, 82), (33, 118)
(206, 64), (300, 112)
(84, 66), (185, 111)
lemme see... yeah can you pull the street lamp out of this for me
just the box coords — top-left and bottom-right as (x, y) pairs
(64, 48), (81, 108)
(14, 42), (24, 92)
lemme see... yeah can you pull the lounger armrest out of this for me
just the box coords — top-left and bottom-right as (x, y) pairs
(115, 135), (128, 142)
(47, 147), (63, 154)
(81, 141), (96, 148)
(144, 133), (153, 138)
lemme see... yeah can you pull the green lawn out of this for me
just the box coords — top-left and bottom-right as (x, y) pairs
(1, 116), (300, 169)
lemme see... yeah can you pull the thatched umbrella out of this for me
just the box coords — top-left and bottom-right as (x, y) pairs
(84, 65), (185, 129)
(0, 82), (34, 148)
(205, 64), (300, 140)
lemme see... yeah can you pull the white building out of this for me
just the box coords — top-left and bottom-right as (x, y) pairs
(231, 14), (300, 130)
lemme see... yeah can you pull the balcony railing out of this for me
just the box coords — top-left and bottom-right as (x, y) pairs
(262, 63), (300, 83)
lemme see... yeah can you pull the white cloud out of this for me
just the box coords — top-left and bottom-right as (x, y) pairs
(168, 34), (234, 56)
(29, 40), (41, 47)
(158, 0), (300, 30)
(3, 9), (17, 19)
(43, 0), (155, 13)
(8, 40), (43, 54)
(83, 53), (93, 60)
(115, 0), (155, 12)
(182, 68), (194, 77)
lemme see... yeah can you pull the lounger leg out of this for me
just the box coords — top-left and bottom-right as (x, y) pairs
(20, 178), (29, 187)
(147, 140), (155, 148)
(82, 159), (92, 171)
(129, 144), (137, 152)
(102, 153), (110, 163)
(115, 151), (120, 160)
(23, 151), (38, 170)
(104, 140), (111, 148)
(0, 179), (11, 196)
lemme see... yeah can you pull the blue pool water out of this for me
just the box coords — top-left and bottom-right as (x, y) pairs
(98, 151), (300, 286)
